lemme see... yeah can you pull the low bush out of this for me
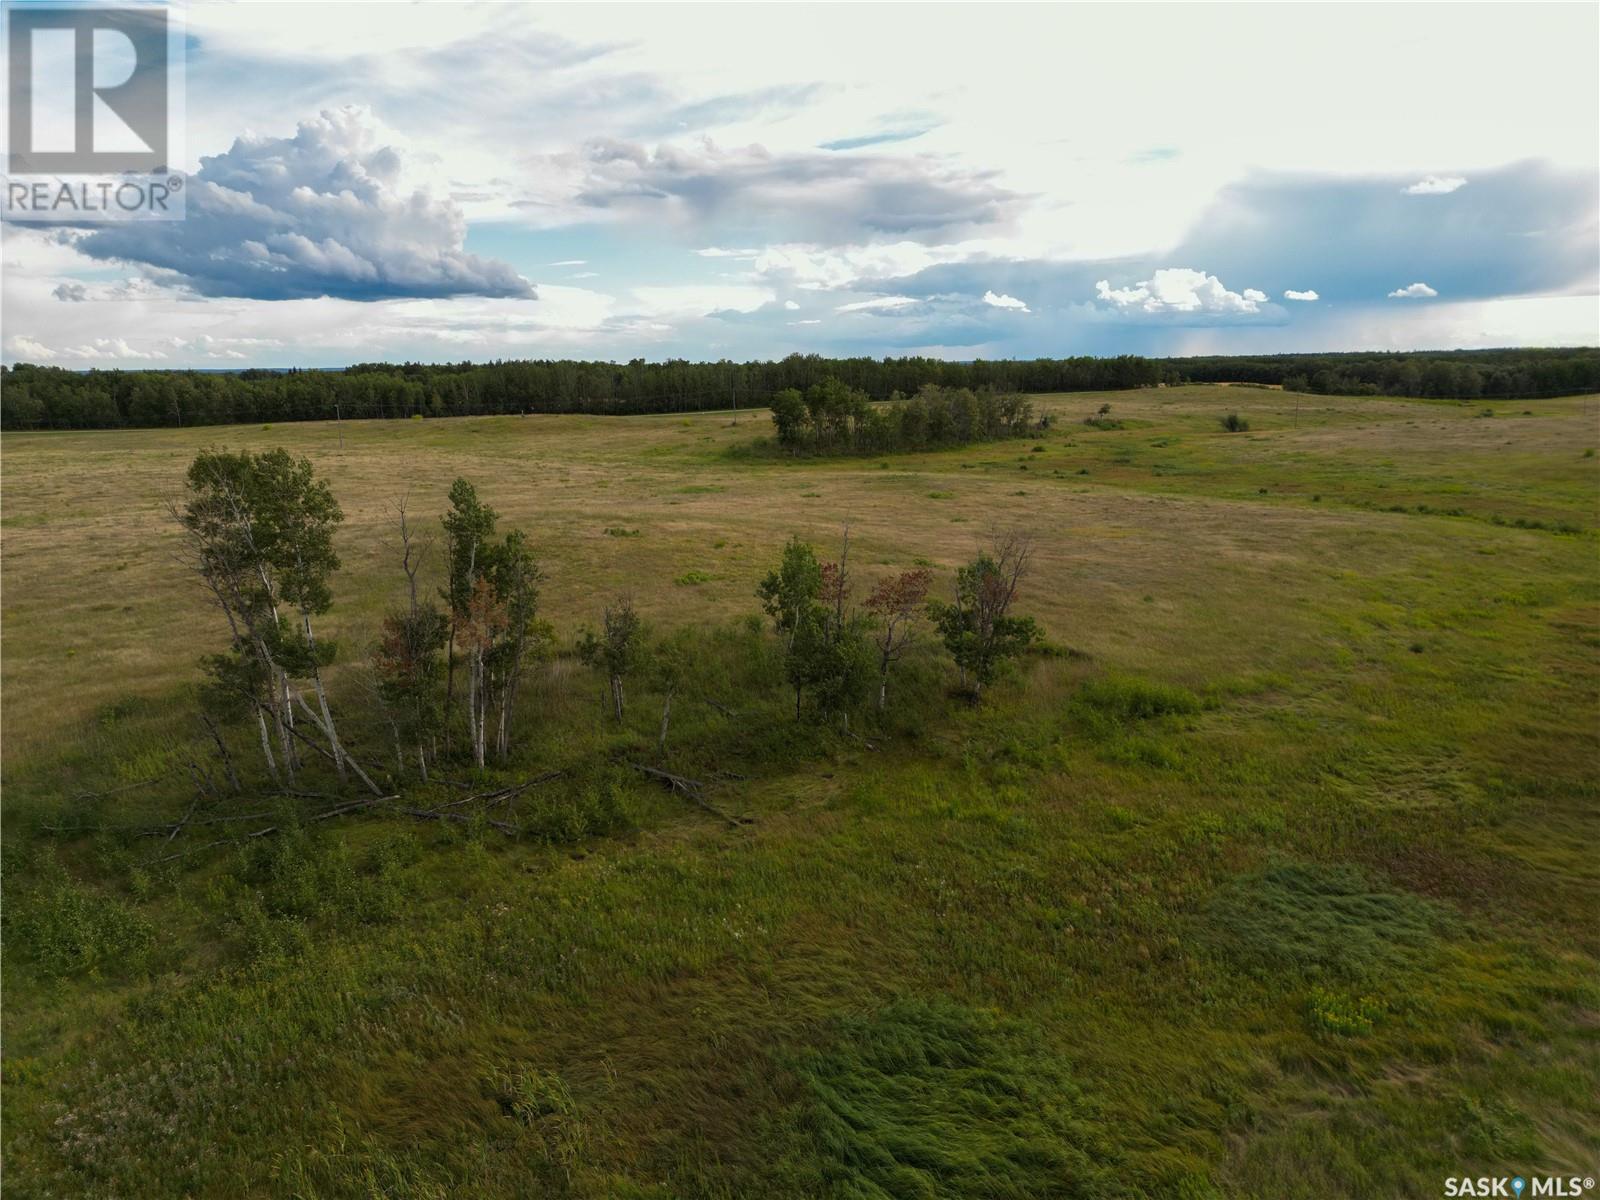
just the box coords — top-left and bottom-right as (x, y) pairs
(3, 854), (155, 978)
(1306, 986), (1385, 1037)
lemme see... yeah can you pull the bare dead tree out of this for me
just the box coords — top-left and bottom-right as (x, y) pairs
(384, 490), (434, 619)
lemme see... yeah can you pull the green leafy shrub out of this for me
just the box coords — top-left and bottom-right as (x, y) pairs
(1220, 412), (1250, 432)
(4, 856), (154, 978)
(1306, 986), (1384, 1037)
(239, 827), (412, 927)
(520, 777), (632, 844)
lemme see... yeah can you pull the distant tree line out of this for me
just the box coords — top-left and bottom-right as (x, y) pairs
(8, 348), (1591, 432)
(0, 354), (1159, 430)
(173, 448), (1044, 797)
(1171, 348), (1600, 400)
(769, 380), (1040, 453)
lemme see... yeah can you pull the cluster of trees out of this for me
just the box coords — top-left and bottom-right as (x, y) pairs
(178, 455), (551, 791)
(769, 380), (1039, 453)
(177, 449), (372, 793)
(175, 449), (1044, 793)
(1172, 348), (1600, 399)
(0, 355), (1161, 431)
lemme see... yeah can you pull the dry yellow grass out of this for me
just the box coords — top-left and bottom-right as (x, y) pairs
(3, 386), (1595, 762)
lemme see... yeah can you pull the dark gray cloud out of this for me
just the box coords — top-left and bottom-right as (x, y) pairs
(868, 161), (1597, 335)
(76, 107), (533, 301)
(1172, 161), (1597, 303)
(662, 157), (1599, 359)
(569, 138), (1022, 244)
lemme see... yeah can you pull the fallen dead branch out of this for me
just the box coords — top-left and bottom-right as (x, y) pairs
(71, 772), (173, 802)
(162, 797), (200, 847)
(144, 795), (396, 864)
(626, 762), (749, 828)
(432, 770), (565, 814)
(112, 769), (564, 862)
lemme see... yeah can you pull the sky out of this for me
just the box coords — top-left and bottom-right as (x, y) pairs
(3, 2), (1598, 368)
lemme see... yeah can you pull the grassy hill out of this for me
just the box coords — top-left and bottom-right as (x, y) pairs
(3, 386), (1597, 1197)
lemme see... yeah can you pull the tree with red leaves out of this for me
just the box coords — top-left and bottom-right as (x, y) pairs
(864, 568), (933, 711)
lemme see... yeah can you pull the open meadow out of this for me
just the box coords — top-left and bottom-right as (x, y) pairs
(3, 384), (1598, 1197)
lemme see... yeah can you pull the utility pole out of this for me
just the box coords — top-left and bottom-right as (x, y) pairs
(336, 400), (344, 451)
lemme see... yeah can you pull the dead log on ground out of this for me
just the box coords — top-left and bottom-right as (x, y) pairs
(626, 762), (749, 828)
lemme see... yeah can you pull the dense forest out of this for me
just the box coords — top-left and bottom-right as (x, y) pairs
(1, 348), (1595, 431)
(767, 380), (1039, 454)
(1172, 347), (1600, 399)
(0, 354), (1157, 430)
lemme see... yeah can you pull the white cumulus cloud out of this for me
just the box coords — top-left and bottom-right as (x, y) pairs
(1388, 282), (1438, 298)
(1094, 268), (1269, 315)
(1284, 289), (1319, 301)
(1403, 175), (1467, 195)
(11, 336), (169, 361)
(74, 106), (533, 301)
(6, 335), (58, 360)
(983, 290), (1030, 312)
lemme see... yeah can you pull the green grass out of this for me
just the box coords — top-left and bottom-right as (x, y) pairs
(2, 386), (1598, 1197)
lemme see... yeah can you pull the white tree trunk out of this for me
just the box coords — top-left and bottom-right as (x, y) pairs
(471, 651), (487, 769)
(497, 684), (509, 760)
(276, 671), (298, 780)
(299, 611), (346, 780)
(658, 690), (673, 753)
(256, 708), (280, 783)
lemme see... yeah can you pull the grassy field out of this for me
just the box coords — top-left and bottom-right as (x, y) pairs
(2, 384), (1597, 1197)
